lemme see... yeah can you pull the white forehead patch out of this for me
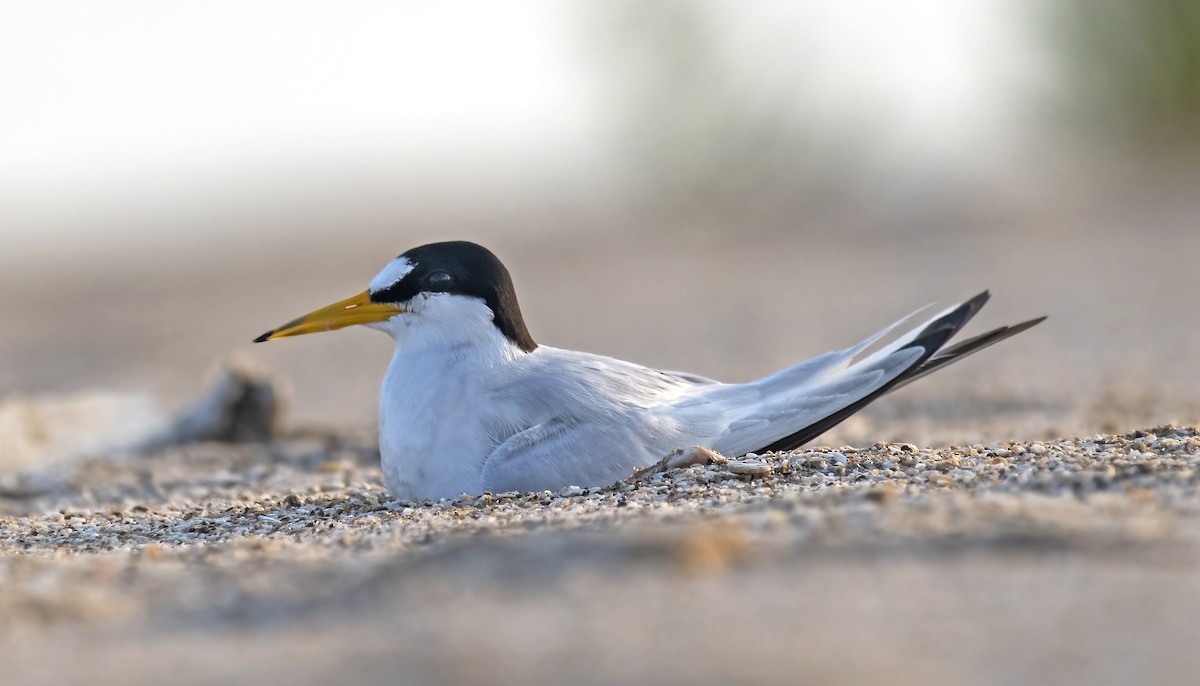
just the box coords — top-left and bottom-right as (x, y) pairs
(369, 257), (416, 294)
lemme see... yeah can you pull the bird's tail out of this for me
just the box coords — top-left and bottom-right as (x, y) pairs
(886, 315), (1046, 393)
(703, 292), (1044, 456)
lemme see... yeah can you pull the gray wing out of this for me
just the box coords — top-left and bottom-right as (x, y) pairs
(475, 306), (931, 489)
(480, 417), (670, 493)
(479, 293), (1041, 488)
(657, 368), (720, 385)
(476, 348), (711, 491)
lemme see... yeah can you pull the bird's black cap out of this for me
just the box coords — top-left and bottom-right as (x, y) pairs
(372, 241), (537, 352)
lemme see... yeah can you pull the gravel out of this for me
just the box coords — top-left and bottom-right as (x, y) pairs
(4, 425), (1196, 554)
(2, 424), (1200, 685)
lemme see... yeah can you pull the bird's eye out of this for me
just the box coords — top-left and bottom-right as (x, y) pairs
(425, 270), (453, 291)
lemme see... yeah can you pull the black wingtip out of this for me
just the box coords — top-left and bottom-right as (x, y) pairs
(913, 290), (990, 343)
(965, 290), (991, 314)
(991, 316), (1046, 342)
(253, 331), (273, 344)
(1015, 315), (1048, 331)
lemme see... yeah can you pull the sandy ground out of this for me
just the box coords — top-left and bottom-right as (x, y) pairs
(2, 423), (1199, 685)
(2, 180), (1199, 685)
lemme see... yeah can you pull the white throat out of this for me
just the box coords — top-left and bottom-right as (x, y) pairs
(367, 292), (520, 358)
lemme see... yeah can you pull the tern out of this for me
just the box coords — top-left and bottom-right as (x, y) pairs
(255, 241), (1043, 501)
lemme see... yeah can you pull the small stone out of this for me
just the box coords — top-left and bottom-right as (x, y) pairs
(728, 461), (773, 477)
(949, 468), (976, 482)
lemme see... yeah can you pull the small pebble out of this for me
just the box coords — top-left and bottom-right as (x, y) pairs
(727, 460), (773, 477)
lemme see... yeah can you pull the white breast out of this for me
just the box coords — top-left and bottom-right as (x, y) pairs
(378, 353), (492, 500)
(373, 294), (526, 500)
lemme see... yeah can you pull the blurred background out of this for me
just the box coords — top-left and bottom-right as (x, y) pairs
(2, 0), (1198, 440)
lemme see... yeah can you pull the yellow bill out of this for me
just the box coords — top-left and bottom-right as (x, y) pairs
(254, 290), (404, 342)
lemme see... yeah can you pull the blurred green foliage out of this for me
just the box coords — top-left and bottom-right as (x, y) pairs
(1046, 0), (1200, 149)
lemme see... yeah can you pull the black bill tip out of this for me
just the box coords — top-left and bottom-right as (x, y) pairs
(253, 331), (274, 343)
